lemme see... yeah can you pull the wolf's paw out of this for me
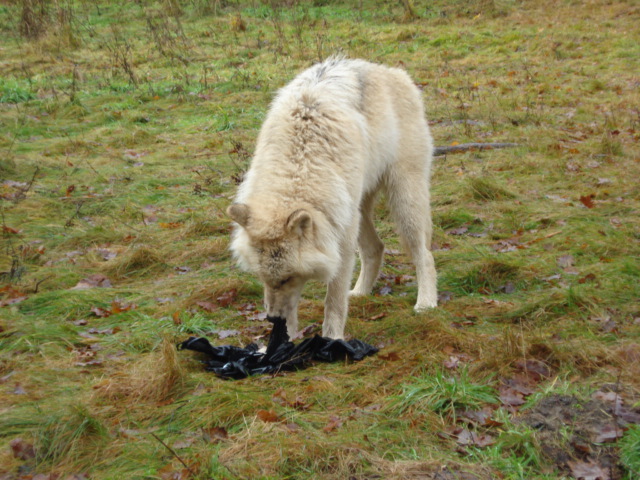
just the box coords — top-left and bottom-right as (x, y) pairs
(414, 301), (437, 313)
(349, 288), (369, 297)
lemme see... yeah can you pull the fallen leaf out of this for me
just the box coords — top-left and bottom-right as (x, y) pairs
(438, 291), (454, 303)
(202, 426), (228, 443)
(95, 248), (117, 261)
(87, 327), (118, 335)
(514, 359), (551, 381)
(285, 423), (300, 432)
(66, 185), (76, 197)
(10, 438), (36, 460)
(323, 415), (343, 433)
(557, 254), (575, 268)
(13, 383), (27, 395)
(256, 409), (279, 422)
(455, 428), (496, 448)
(196, 301), (218, 312)
(578, 273), (597, 284)
(2, 225), (21, 234)
(378, 285), (392, 296)
(172, 437), (195, 449)
(216, 329), (240, 339)
(158, 464), (191, 480)
(291, 323), (320, 340)
(579, 194), (595, 208)
(444, 356), (460, 369)
(568, 459), (610, 480)
(0, 295), (28, 307)
(368, 312), (387, 321)
(593, 423), (624, 443)
(175, 266), (192, 274)
(499, 386), (525, 406)
(492, 240), (518, 253)
(246, 311), (268, 321)
(460, 407), (502, 427)
(72, 274), (113, 290)
(216, 289), (237, 307)
(447, 226), (469, 236)
(379, 352), (400, 361)
(159, 222), (182, 229)
(111, 299), (136, 314)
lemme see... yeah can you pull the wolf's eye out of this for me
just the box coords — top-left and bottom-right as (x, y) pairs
(278, 277), (292, 287)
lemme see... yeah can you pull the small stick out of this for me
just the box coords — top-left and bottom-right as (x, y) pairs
(150, 433), (197, 477)
(434, 142), (519, 156)
(33, 275), (54, 294)
(21, 166), (40, 195)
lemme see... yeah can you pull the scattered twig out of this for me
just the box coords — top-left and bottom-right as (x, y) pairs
(64, 201), (84, 228)
(433, 142), (519, 156)
(150, 433), (197, 477)
(106, 213), (142, 232)
(21, 165), (40, 196)
(33, 275), (54, 294)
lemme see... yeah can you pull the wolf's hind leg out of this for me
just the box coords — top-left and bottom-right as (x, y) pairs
(385, 170), (438, 311)
(350, 191), (384, 297)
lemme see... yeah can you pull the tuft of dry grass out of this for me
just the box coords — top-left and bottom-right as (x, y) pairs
(94, 338), (185, 404)
(103, 245), (168, 277)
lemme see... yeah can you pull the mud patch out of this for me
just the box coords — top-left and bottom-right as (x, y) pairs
(518, 393), (640, 479)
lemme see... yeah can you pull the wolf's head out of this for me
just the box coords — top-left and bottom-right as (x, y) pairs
(227, 203), (339, 326)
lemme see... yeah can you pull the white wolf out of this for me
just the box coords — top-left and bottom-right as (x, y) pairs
(227, 57), (437, 340)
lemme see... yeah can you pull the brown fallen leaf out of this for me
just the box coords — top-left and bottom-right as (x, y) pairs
(158, 464), (191, 480)
(111, 299), (136, 314)
(378, 352), (400, 361)
(0, 295), (28, 307)
(444, 355), (460, 369)
(196, 301), (218, 312)
(291, 323), (320, 340)
(216, 329), (240, 339)
(90, 306), (111, 318)
(10, 438), (36, 460)
(514, 359), (551, 381)
(202, 426), (228, 443)
(2, 225), (21, 235)
(593, 423), (624, 443)
(256, 409), (279, 423)
(216, 289), (237, 307)
(499, 386), (525, 407)
(72, 274), (113, 290)
(568, 459), (610, 480)
(13, 383), (28, 395)
(455, 428), (496, 448)
(172, 437), (195, 449)
(323, 415), (343, 433)
(579, 194), (595, 209)
(557, 254), (575, 268)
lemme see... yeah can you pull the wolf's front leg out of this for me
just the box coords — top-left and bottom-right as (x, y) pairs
(323, 228), (358, 339)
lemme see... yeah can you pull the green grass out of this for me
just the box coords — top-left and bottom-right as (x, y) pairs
(394, 367), (498, 420)
(1, 0), (639, 478)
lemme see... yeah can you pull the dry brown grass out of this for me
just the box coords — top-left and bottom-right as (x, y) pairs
(94, 338), (185, 404)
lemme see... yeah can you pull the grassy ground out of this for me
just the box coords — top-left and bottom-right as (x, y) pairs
(1, 0), (639, 478)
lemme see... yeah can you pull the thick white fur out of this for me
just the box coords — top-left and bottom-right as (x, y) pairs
(227, 57), (437, 339)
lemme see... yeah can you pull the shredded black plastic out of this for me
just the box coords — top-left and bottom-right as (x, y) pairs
(178, 316), (378, 379)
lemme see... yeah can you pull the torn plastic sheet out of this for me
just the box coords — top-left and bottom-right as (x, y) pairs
(178, 316), (378, 379)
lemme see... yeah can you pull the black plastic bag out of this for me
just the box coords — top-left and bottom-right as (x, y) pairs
(178, 316), (378, 379)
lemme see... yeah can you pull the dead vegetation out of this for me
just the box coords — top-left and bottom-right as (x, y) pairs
(1, 0), (639, 478)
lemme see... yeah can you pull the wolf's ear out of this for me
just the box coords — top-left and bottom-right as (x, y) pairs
(227, 203), (250, 227)
(286, 209), (312, 237)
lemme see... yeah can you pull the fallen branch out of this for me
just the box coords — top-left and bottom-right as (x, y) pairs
(434, 142), (519, 156)
(150, 433), (196, 477)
